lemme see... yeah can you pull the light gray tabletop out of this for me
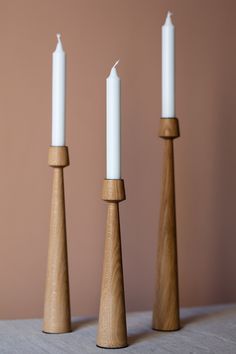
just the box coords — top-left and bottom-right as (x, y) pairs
(0, 304), (236, 353)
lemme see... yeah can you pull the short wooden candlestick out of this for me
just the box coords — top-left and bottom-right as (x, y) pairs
(43, 146), (71, 334)
(96, 179), (128, 349)
(152, 118), (180, 332)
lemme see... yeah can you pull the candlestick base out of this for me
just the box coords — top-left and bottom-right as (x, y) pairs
(96, 179), (128, 349)
(43, 146), (71, 334)
(152, 118), (180, 332)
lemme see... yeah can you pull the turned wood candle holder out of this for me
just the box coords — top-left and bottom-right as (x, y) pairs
(97, 179), (128, 349)
(43, 146), (71, 334)
(152, 118), (180, 332)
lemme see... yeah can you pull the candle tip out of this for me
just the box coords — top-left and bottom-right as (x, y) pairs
(55, 33), (64, 52)
(112, 60), (120, 69)
(164, 11), (173, 25)
(56, 33), (61, 42)
(109, 60), (120, 77)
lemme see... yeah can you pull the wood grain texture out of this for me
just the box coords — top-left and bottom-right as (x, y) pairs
(102, 179), (126, 202)
(97, 180), (127, 348)
(152, 119), (180, 331)
(43, 147), (71, 334)
(48, 146), (69, 167)
(159, 118), (180, 139)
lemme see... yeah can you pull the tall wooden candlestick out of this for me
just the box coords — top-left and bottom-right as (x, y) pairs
(97, 179), (128, 349)
(152, 118), (180, 331)
(43, 146), (71, 334)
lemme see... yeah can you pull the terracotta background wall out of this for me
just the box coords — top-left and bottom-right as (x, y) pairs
(0, 0), (236, 319)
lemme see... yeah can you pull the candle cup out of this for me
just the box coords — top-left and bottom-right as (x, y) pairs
(152, 118), (180, 332)
(96, 179), (128, 349)
(43, 146), (71, 334)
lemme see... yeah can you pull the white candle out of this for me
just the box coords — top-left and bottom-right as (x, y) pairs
(162, 12), (175, 118)
(106, 61), (121, 179)
(52, 34), (66, 146)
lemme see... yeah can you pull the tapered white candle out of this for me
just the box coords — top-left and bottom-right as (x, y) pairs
(162, 12), (175, 118)
(52, 34), (66, 146)
(106, 61), (121, 179)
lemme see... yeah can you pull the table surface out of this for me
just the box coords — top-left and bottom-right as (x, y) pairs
(0, 304), (236, 354)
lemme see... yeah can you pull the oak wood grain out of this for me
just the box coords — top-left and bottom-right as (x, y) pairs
(159, 118), (180, 139)
(43, 147), (71, 334)
(152, 119), (180, 331)
(102, 179), (126, 202)
(97, 179), (127, 348)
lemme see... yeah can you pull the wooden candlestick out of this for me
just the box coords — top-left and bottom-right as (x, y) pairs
(152, 118), (180, 332)
(43, 146), (71, 334)
(96, 179), (128, 349)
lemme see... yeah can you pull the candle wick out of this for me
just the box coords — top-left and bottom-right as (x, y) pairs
(164, 11), (174, 26)
(57, 33), (61, 43)
(112, 60), (120, 69)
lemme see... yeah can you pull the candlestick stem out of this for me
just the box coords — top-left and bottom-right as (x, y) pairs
(43, 146), (71, 334)
(97, 179), (128, 349)
(152, 118), (180, 331)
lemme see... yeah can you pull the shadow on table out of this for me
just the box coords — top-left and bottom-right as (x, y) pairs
(72, 317), (97, 331)
(181, 305), (236, 327)
(129, 305), (236, 344)
(128, 330), (161, 345)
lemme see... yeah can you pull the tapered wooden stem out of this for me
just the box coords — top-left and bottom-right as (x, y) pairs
(152, 118), (180, 331)
(43, 146), (71, 334)
(97, 179), (128, 349)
